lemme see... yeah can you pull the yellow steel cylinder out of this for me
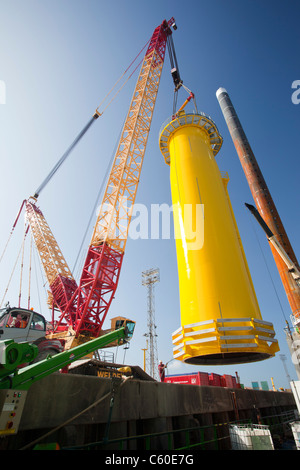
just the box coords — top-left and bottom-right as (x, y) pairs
(159, 112), (278, 365)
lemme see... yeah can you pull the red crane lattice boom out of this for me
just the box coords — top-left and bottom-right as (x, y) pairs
(23, 18), (177, 339)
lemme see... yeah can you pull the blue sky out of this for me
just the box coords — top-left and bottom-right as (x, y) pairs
(0, 0), (299, 389)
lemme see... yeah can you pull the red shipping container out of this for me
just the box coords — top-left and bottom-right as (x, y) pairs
(198, 372), (209, 386)
(222, 374), (235, 388)
(165, 375), (191, 384)
(165, 372), (209, 386)
(209, 373), (221, 386)
(165, 372), (241, 388)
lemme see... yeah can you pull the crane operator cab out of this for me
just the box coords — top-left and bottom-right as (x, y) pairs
(0, 306), (47, 344)
(111, 316), (135, 342)
(97, 316), (136, 348)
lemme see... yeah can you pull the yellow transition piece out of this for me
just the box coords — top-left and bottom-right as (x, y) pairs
(159, 112), (279, 365)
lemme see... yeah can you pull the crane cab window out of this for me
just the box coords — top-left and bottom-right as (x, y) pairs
(125, 321), (135, 339)
(115, 319), (125, 329)
(30, 313), (46, 331)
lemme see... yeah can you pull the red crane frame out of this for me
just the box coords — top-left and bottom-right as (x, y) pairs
(24, 18), (175, 339)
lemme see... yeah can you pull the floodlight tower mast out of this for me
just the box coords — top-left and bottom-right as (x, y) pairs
(142, 267), (160, 379)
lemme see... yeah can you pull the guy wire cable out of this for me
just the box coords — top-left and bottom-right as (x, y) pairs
(33, 39), (151, 199)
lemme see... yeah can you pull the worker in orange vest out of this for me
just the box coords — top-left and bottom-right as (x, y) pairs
(15, 314), (28, 328)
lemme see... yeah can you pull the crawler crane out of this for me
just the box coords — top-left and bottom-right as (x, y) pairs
(0, 18), (183, 355)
